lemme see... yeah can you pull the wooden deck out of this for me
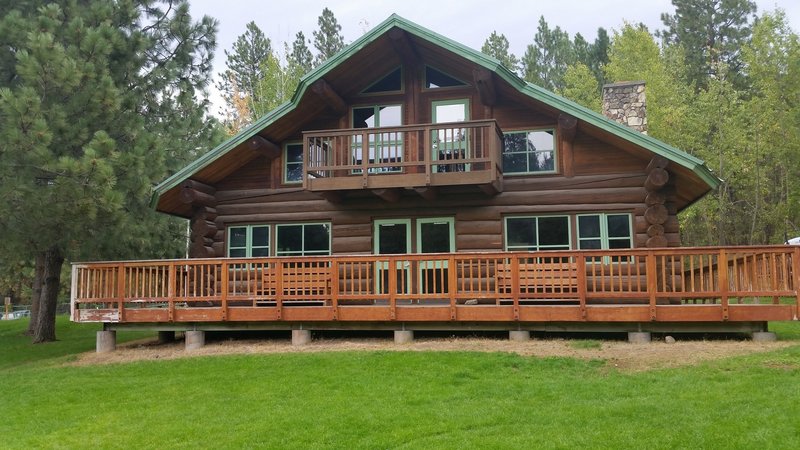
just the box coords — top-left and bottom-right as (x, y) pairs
(302, 120), (503, 195)
(72, 246), (800, 327)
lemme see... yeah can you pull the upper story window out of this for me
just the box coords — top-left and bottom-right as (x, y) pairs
(361, 67), (402, 94)
(502, 130), (556, 174)
(352, 105), (403, 173)
(284, 143), (303, 184)
(425, 66), (467, 89)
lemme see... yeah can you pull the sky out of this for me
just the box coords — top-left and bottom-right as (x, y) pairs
(190, 0), (800, 112)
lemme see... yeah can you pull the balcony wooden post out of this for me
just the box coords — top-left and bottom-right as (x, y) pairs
(511, 256), (520, 320)
(388, 257), (397, 320)
(220, 261), (228, 321)
(116, 263), (125, 322)
(647, 251), (657, 320)
(167, 262), (176, 322)
(331, 260), (339, 320)
(361, 130), (369, 187)
(719, 249), (729, 320)
(449, 255), (457, 320)
(423, 129), (431, 185)
(576, 254), (587, 319)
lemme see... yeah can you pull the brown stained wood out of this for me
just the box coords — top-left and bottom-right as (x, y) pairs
(414, 187), (438, 201)
(318, 191), (344, 203)
(372, 188), (402, 202)
(192, 206), (218, 222)
(558, 113), (578, 178)
(179, 188), (217, 207)
(387, 28), (419, 64)
(645, 190), (666, 206)
(247, 135), (281, 160)
(473, 68), (496, 106)
(645, 155), (670, 172)
(311, 79), (347, 116)
(181, 179), (216, 196)
(557, 113), (578, 142)
(647, 224), (665, 238)
(479, 180), (502, 196)
(646, 235), (669, 248)
(191, 220), (218, 239)
(644, 168), (670, 192)
(644, 204), (668, 225)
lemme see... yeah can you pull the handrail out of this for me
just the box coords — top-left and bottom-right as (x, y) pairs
(72, 246), (800, 324)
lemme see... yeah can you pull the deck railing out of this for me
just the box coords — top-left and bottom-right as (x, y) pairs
(302, 120), (503, 192)
(71, 246), (800, 324)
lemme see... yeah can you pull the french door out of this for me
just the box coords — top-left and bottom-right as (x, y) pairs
(431, 99), (469, 173)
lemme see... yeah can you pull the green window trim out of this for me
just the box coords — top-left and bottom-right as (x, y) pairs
(360, 66), (403, 95)
(424, 65), (469, 89)
(503, 215), (571, 251)
(416, 217), (456, 254)
(227, 225), (270, 258)
(352, 104), (404, 173)
(276, 222), (332, 256)
(577, 213), (634, 252)
(502, 129), (557, 175)
(373, 218), (412, 255)
(283, 142), (304, 184)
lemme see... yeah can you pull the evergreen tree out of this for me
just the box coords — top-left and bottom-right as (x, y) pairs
(522, 16), (575, 91)
(313, 8), (344, 65)
(481, 31), (519, 73)
(559, 63), (601, 111)
(288, 31), (314, 76)
(0, 0), (217, 342)
(659, 0), (757, 89)
(217, 21), (273, 127)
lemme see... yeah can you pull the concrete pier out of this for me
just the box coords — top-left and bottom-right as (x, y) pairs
(509, 330), (531, 342)
(185, 330), (205, 350)
(292, 329), (312, 346)
(627, 331), (652, 344)
(752, 331), (777, 342)
(96, 330), (116, 353)
(394, 330), (414, 344)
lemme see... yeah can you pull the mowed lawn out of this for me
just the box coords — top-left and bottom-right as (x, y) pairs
(1, 318), (799, 449)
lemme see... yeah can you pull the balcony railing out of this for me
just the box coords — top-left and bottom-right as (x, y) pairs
(302, 120), (503, 193)
(71, 246), (800, 324)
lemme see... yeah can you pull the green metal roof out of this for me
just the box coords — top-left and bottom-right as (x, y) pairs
(150, 14), (720, 209)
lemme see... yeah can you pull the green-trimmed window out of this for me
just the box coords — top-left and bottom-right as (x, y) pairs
(352, 104), (403, 173)
(502, 130), (556, 174)
(577, 213), (633, 251)
(504, 216), (570, 251)
(425, 66), (467, 89)
(361, 67), (402, 94)
(284, 143), (303, 184)
(276, 223), (331, 256)
(227, 225), (270, 257)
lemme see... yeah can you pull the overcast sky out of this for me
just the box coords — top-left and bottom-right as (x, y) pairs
(190, 0), (800, 111)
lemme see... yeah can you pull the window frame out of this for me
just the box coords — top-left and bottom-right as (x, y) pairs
(359, 66), (404, 95)
(576, 213), (634, 252)
(351, 104), (404, 173)
(275, 222), (332, 257)
(423, 65), (469, 90)
(283, 141), (304, 185)
(227, 225), (270, 258)
(502, 128), (558, 175)
(503, 215), (572, 252)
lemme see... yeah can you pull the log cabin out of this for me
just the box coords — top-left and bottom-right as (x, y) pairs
(72, 15), (799, 350)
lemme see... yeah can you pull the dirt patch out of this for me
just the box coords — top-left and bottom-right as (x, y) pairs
(72, 334), (796, 372)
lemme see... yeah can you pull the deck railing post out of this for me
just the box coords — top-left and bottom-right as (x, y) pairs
(70, 264), (79, 321)
(511, 255), (520, 320)
(275, 261), (283, 320)
(361, 130), (369, 187)
(388, 257), (397, 320)
(646, 251), (657, 320)
(719, 249), (729, 320)
(220, 260), (228, 321)
(331, 260), (339, 320)
(576, 254), (587, 319)
(448, 255), (457, 320)
(116, 263), (126, 322)
(167, 262), (176, 322)
(423, 127), (431, 185)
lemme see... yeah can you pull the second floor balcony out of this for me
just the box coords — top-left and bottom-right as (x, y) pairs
(302, 120), (503, 199)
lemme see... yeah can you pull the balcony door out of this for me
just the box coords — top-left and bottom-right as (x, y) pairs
(374, 219), (412, 294)
(432, 99), (469, 173)
(352, 105), (403, 173)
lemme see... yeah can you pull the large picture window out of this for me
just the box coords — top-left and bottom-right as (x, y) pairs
(227, 225), (270, 258)
(502, 130), (556, 174)
(276, 223), (331, 256)
(504, 216), (570, 251)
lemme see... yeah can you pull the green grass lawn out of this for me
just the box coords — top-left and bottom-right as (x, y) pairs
(1, 319), (799, 449)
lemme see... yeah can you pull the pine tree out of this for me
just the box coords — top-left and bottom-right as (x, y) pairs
(481, 31), (519, 73)
(288, 31), (314, 75)
(522, 16), (575, 91)
(559, 63), (601, 111)
(313, 7), (344, 65)
(0, 0), (217, 342)
(659, 0), (757, 89)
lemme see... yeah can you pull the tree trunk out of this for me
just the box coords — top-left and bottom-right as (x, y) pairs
(24, 252), (46, 336)
(32, 246), (64, 344)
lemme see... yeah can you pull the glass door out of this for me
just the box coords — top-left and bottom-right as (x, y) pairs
(374, 219), (411, 294)
(417, 218), (455, 294)
(431, 99), (469, 173)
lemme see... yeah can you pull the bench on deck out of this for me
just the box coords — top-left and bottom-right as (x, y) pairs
(496, 260), (581, 305)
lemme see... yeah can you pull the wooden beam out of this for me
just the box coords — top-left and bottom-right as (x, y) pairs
(181, 179), (215, 196)
(644, 167), (670, 192)
(558, 113), (578, 178)
(179, 188), (217, 207)
(472, 69), (497, 107)
(311, 79), (347, 116)
(191, 219), (218, 239)
(191, 206), (218, 222)
(247, 135), (281, 160)
(413, 187), (438, 201)
(479, 180), (503, 196)
(387, 28), (418, 63)
(645, 155), (670, 172)
(372, 188), (402, 202)
(318, 191), (343, 203)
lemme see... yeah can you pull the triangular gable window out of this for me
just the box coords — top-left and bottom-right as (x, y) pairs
(362, 67), (402, 94)
(425, 66), (467, 89)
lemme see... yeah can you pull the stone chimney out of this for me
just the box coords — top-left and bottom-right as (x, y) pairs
(602, 81), (647, 134)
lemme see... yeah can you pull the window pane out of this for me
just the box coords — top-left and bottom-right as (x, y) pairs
(353, 107), (376, 128)
(506, 218), (537, 248)
(363, 67), (402, 93)
(252, 226), (269, 247)
(503, 153), (527, 173)
(503, 133), (527, 153)
(578, 216), (601, 238)
(378, 223), (409, 254)
(420, 221), (451, 253)
(286, 144), (303, 162)
(304, 224), (330, 252)
(425, 66), (466, 88)
(579, 239), (602, 250)
(608, 239), (632, 250)
(530, 151), (554, 171)
(528, 130), (554, 150)
(286, 163), (303, 182)
(229, 248), (246, 258)
(538, 217), (569, 247)
(277, 226), (303, 253)
(229, 227), (247, 248)
(378, 105), (402, 127)
(607, 215), (631, 238)
(251, 247), (270, 257)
